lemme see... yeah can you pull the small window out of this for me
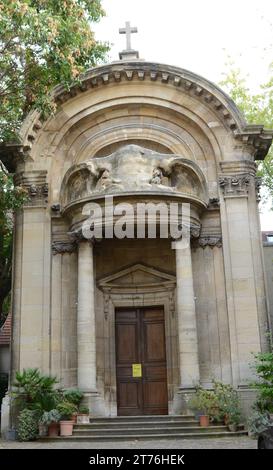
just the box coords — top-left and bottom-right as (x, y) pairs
(267, 235), (273, 243)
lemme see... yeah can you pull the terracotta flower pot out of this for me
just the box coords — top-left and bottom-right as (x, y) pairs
(48, 422), (59, 437)
(71, 413), (77, 424)
(60, 420), (74, 436)
(199, 415), (210, 427)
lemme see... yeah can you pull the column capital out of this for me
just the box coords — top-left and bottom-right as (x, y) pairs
(197, 235), (222, 248)
(52, 241), (76, 255)
(219, 174), (251, 198)
(68, 228), (95, 245)
(14, 170), (48, 207)
(171, 222), (201, 242)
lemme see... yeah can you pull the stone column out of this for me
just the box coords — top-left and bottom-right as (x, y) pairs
(175, 239), (200, 388)
(77, 239), (96, 391)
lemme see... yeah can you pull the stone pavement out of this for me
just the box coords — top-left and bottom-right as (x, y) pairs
(0, 436), (256, 449)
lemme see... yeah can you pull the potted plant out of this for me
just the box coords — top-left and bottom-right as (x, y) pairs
(40, 409), (61, 437)
(62, 389), (84, 423)
(57, 401), (77, 436)
(212, 380), (241, 429)
(77, 406), (90, 424)
(188, 387), (218, 427)
(11, 368), (60, 439)
(225, 404), (241, 432)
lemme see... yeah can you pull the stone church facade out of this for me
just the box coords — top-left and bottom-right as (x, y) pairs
(2, 58), (273, 424)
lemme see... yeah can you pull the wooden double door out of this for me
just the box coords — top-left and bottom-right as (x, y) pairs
(115, 306), (168, 416)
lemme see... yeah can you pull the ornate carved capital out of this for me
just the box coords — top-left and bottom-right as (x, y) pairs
(198, 236), (222, 248)
(255, 176), (262, 202)
(172, 223), (201, 241)
(219, 175), (251, 197)
(67, 228), (95, 245)
(52, 241), (76, 255)
(14, 170), (48, 206)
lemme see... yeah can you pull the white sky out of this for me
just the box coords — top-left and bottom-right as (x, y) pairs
(93, 0), (273, 230)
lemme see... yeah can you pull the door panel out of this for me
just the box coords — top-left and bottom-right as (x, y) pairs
(116, 324), (137, 362)
(115, 307), (168, 416)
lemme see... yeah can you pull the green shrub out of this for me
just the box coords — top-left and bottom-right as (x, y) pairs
(17, 409), (39, 441)
(188, 387), (218, 417)
(78, 406), (89, 414)
(247, 410), (271, 437)
(213, 380), (241, 424)
(40, 409), (61, 425)
(62, 389), (83, 406)
(57, 401), (77, 420)
(12, 368), (59, 413)
(250, 351), (273, 413)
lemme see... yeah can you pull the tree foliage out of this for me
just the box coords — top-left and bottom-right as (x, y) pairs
(0, 166), (28, 323)
(220, 64), (273, 199)
(0, 1), (108, 320)
(0, 0), (108, 142)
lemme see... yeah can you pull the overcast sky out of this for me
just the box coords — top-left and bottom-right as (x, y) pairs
(93, 0), (273, 229)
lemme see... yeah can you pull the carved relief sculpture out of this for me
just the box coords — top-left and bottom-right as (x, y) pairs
(61, 144), (208, 207)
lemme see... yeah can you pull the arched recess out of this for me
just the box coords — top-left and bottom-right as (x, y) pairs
(45, 95), (223, 204)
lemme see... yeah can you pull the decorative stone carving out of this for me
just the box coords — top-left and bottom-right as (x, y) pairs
(198, 236), (222, 248)
(208, 198), (220, 209)
(255, 176), (262, 202)
(14, 170), (48, 206)
(60, 145), (208, 208)
(103, 291), (110, 320)
(172, 223), (201, 241)
(51, 203), (61, 212)
(150, 167), (163, 185)
(28, 183), (48, 199)
(168, 289), (175, 318)
(219, 175), (251, 197)
(67, 228), (86, 243)
(52, 241), (76, 255)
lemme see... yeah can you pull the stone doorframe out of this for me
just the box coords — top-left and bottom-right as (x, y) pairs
(97, 263), (178, 416)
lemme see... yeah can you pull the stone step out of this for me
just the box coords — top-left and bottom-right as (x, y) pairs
(73, 425), (229, 436)
(43, 430), (248, 442)
(88, 415), (195, 423)
(74, 420), (199, 429)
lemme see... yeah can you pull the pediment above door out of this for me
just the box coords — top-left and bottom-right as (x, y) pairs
(98, 263), (176, 293)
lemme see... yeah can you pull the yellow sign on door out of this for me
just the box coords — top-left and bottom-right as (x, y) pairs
(132, 363), (142, 377)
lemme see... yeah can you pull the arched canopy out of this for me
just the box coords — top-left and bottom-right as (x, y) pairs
(6, 61), (272, 206)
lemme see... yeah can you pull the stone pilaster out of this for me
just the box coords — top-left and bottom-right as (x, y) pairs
(219, 161), (264, 385)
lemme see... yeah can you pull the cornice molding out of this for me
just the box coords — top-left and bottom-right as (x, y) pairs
(17, 62), (272, 162)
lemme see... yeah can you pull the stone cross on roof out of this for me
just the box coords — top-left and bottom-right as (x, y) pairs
(119, 21), (139, 60)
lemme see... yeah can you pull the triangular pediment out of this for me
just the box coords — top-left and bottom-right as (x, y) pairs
(98, 263), (175, 292)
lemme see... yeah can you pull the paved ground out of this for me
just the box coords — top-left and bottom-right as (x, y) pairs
(0, 436), (256, 449)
